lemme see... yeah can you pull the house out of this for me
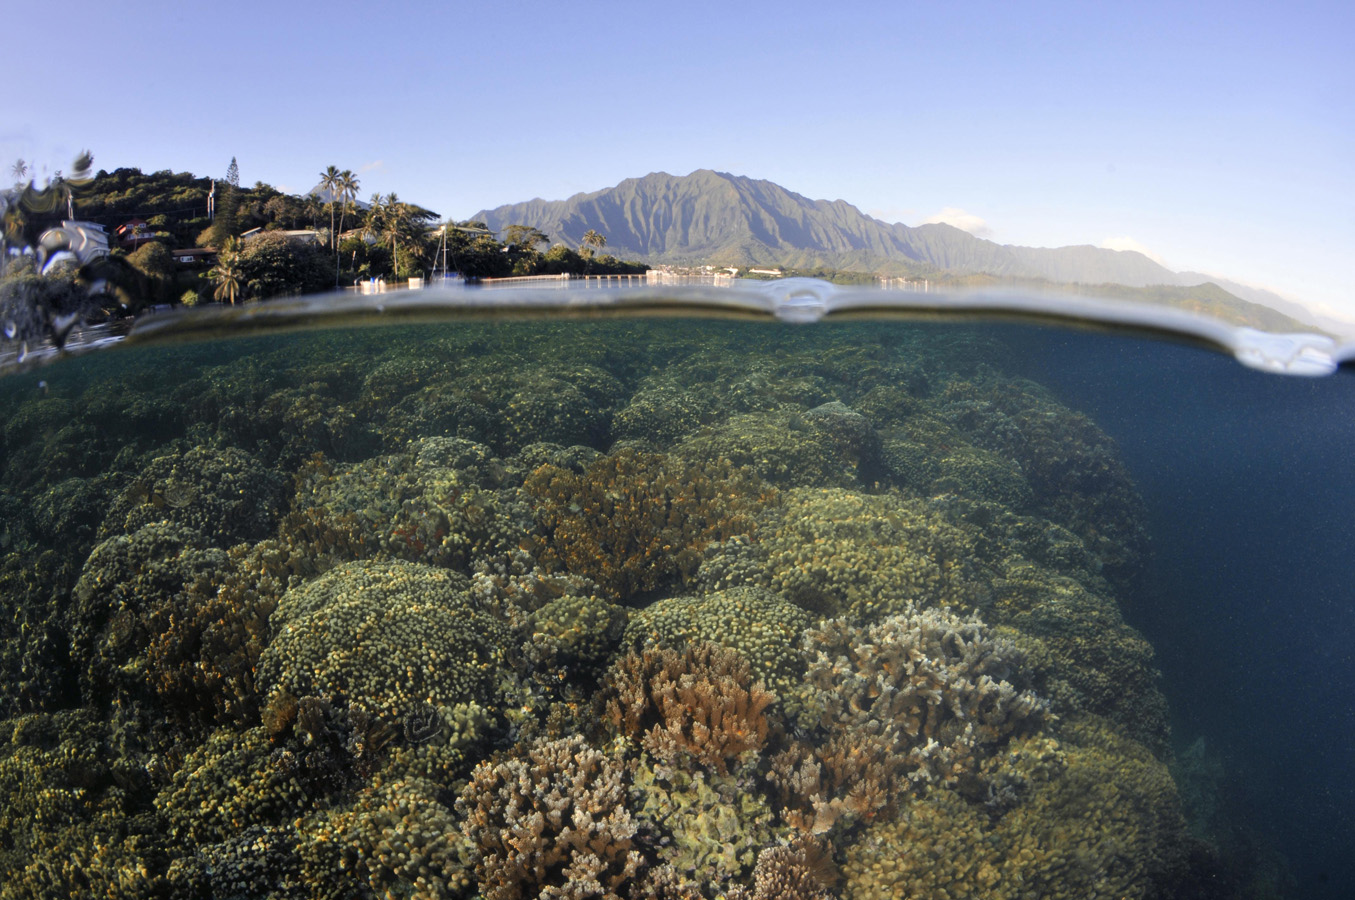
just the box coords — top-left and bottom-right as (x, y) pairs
(170, 248), (218, 266)
(115, 219), (156, 250)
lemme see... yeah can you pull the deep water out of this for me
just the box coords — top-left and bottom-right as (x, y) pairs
(0, 313), (1345, 899)
(1000, 325), (1355, 900)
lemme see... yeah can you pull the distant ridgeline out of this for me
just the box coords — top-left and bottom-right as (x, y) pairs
(476, 169), (1319, 334)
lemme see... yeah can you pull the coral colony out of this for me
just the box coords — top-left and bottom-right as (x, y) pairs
(0, 319), (1197, 898)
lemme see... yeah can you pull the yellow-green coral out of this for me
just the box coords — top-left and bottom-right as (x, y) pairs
(631, 755), (781, 884)
(760, 487), (980, 619)
(842, 718), (1187, 900)
(258, 559), (510, 727)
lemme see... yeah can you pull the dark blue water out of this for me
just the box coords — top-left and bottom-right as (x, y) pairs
(1002, 326), (1355, 899)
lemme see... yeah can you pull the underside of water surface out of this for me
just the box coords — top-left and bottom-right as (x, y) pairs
(0, 313), (1311, 899)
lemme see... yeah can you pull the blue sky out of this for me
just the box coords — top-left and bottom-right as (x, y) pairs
(3, 0), (1350, 318)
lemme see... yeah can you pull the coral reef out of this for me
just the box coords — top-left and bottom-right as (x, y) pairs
(525, 448), (771, 600)
(0, 319), (1223, 898)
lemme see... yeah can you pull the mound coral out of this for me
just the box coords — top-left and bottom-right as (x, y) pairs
(756, 487), (980, 619)
(279, 436), (531, 575)
(257, 559), (510, 728)
(67, 521), (230, 707)
(98, 444), (286, 547)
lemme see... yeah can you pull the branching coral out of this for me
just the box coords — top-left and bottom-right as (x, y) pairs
(603, 643), (774, 775)
(726, 836), (840, 900)
(456, 734), (642, 900)
(524, 448), (771, 601)
(802, 607), (1048, 787)
(770, 607), (1048, 836)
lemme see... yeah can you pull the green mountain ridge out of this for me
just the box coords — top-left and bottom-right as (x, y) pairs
(474, 169), (1189, 285)
(474, 169), (1320, 333)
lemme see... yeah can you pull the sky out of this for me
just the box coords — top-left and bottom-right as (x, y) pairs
(2, 0), (1351, 319)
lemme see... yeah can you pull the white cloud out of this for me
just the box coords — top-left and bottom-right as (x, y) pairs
(924, 207), (992, 238)
(1099, 236), (1165, 264)
(360, 160), (385, 172)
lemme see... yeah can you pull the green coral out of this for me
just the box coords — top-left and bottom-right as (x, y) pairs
(68, 521), (230, 708)
(154, 725), (311, 845)
(842, 717), (1186, 900)
(280, 436), (531, 574)
(989, 563), (1170, 754)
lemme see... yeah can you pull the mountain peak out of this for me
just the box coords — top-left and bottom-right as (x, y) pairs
(474, 171), (1179, 285)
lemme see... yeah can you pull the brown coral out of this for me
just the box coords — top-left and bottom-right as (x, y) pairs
(768, 732), (906, 835)
(727, 836), (840, 900)
(524, 448), (772, 601)
(456, 734), (641, 900)
(603, 643), (774, 775)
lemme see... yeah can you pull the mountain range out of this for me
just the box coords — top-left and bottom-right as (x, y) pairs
(475, 169), (1334, 334)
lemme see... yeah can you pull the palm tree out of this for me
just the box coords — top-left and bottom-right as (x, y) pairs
(208, 259), (242, 305)
(207, 238), (243, 304)
(378, 193), (412, 281)
(10, 159), (27, 185)
(318, 165), (340, 249)
(581, 229), (606, 257)
(334, 169), (360, 285)
(337, 170), (360, 238)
